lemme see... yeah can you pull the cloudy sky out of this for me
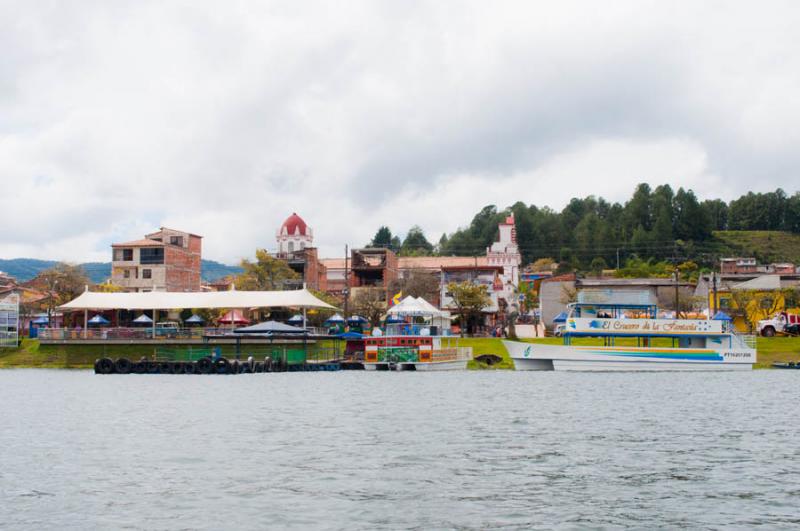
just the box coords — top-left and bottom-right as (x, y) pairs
(1, 1), (799, 264)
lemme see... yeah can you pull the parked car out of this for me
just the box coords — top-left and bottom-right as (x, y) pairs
(154, 321), (180, 338)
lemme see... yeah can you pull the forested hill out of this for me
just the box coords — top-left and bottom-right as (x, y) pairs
(0, 258), (242, 284)
(437, 185), (800, 267)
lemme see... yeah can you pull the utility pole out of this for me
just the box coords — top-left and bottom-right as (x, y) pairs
(712, 271), (718, 316)
(343, 244), (349, 318)
(673, 269), (680, 319)
(616, 248), (620, 270)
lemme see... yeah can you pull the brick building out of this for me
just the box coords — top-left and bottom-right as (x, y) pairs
(111, 228), (202, 292)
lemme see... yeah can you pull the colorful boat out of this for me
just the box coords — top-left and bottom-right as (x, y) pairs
(504, 303), (756, 371)
(360, 334), (472, 371)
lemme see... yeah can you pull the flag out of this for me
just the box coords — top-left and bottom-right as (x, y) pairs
(390, 291), (402, 307)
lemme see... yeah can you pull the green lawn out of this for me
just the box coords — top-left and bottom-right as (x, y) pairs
(3, 336), (800, 370)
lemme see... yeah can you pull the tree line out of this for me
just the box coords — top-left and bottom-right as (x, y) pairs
(368, 184), (800, 269)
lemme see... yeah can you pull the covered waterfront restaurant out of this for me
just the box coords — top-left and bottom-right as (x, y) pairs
(53, 288), (337, 341)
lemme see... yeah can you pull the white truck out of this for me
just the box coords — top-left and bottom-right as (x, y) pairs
(757, 312), (800, 337)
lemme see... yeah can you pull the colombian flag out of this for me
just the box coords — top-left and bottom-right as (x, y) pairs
(390, 291), (403, 307)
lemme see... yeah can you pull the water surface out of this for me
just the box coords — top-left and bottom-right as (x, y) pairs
(1, 370), (798, 529)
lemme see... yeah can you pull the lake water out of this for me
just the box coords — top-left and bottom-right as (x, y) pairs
(1, 370), (799, 530)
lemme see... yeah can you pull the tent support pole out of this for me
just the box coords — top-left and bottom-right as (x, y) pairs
(303, 308), (307, 330)
(152, 309), (156, 339)
(83, 309), (87, 339)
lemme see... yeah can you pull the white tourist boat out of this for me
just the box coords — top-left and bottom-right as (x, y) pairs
(504, 303), (756, 371)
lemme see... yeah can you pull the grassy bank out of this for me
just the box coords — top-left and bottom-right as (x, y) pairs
(2, 336), (799, 370)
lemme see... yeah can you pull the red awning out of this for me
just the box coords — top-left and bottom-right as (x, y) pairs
(218, 309), (250, 324)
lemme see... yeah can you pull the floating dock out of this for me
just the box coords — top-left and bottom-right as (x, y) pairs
(94, 356), (364, 374)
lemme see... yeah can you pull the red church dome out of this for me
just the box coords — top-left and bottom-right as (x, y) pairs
(281, 213), (308, 236)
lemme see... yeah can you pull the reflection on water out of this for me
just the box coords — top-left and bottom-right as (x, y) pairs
(1, 370), (799, 529)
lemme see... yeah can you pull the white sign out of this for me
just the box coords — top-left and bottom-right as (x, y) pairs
(567, 317), (723, 335)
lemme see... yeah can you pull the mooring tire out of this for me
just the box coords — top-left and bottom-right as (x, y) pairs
(96, 357), (115, 375)
(169, 362), (183, 374)
(264, 357), (273, 373)
(215, 357), (231, 374)
(231, 360), (240, 374)
(196, 357), (213, 374)
(184, 362), (196, 374)
(115, 358), (132, 374)
(132, 361), (147, 374)
(254, 362), (264, 373)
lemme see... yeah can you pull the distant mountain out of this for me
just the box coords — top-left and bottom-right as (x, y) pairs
(0, 258), (242, 284)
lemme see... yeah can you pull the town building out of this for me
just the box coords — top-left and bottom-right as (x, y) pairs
(720, 257), (797, 275)
(274, 213), (328, 291)
(319, 215), (523, 325)
(111, 228), (202, 292)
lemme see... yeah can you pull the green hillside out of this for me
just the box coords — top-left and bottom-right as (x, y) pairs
(0, 258), (241, 283)
(712, 231), (800, 263)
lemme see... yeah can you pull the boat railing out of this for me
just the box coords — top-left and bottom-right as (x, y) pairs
(730, 331), (757, 349)
(431, 347), (473, 362)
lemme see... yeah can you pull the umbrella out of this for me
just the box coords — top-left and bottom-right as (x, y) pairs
(218, 309), (250, 324)
(234, 320), (307, 334)
(712, 311), (733, 321)
(185, 314), (205, 324)
(287, 314), (304, 324)
(553, 311), (568, 323)
(88, 315), (110, 325)
(347, 315), (368, 323)
(31, 316), (50, 325)
(133, 314), (153, 324)
(325, 313), (345, 324)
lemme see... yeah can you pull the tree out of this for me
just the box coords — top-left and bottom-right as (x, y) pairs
(590, 257), (608, 276)
(350, 289), (386, 327)
(235, 249), (300, 290)
(388, 268), (440, 302)
(446, 281), (490, 336)
(400, 225), (434, 256)
(529, 258), (556, 272)
(370, 226), (397, 250)
(28, 263), (90, 322)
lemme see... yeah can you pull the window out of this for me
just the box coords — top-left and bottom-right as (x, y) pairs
(140, 247), (164, 265)
(114, 248), (133, 261)
(719, 298), (731, 309)
(142, 269), (152, 279)
(170, 236), (184, 247)
(123, 270), (130, 279)
(288, 241), (295, 253)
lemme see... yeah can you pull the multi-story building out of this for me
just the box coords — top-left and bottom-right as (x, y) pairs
(111, 228), (202, 292)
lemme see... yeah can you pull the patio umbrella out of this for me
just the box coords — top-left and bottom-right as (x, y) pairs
(712, 311), (733, 321)
(88, 315), (110, 325)
(324, 313), (345, 324)
(31, 316), (50, 325)
(218, 309), (250, 325)
(133, 314), (153, 325)
(287, 314), (304, 324)
(185, 314), (205, 324)
(347, 315), (368, 324)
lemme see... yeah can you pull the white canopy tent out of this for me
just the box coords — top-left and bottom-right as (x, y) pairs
(59, 288), (337, 311)
(384, 296), (452, 334)
(58, 288), (338, 338)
